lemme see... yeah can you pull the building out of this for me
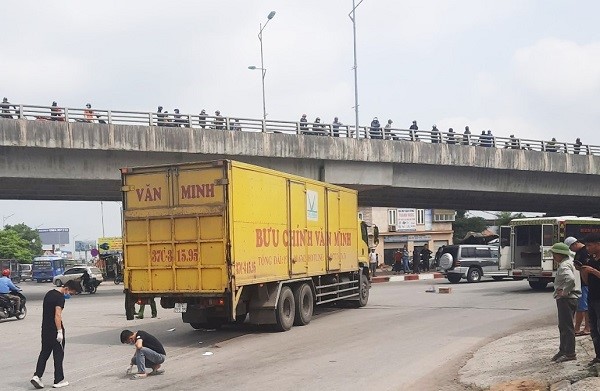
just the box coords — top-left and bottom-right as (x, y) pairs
(359, 207), (455, 266)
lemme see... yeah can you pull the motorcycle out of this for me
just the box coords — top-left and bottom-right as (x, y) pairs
(0, 289), (27, 320)
(81, 278), (101, 294)
(114, 274), (123, 285)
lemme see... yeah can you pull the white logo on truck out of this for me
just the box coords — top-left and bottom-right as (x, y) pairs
(307, 190), (318, 221)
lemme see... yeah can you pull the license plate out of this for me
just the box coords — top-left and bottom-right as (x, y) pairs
(174, 303), (187, 313)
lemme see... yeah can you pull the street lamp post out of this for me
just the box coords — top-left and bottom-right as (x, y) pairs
(349, 0), (365, 139)
(249, 11), (276, 120)
(2, 213), (14, 226)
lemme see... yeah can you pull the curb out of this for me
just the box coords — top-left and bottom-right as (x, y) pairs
(371, 273), (444, 283)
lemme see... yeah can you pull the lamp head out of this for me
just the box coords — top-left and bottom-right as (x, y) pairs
(248, 65), (257, 70)
(267, 11), (276, 20)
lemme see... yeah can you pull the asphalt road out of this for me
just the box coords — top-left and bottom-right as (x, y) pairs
(0, 278), (556, 391)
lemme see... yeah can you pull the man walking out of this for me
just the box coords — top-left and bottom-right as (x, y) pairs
(369, 249), (377, 277)
(579, 234), (600, 366)
(420, 244), (432, 272)
(120, 329), (166, 379)
(31, 280), (81, 389)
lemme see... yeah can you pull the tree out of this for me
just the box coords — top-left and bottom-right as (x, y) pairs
(492, 212), (526, 232)
(452, 210), (487, 243)
(0, 229), (35, 261)
(2, 223), (43, 262)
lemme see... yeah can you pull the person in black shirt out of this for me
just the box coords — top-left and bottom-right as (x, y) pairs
(121, 329), (167, 379)
(565, 237), (592, 336)
(578, 233), (600, 367)
(420, 244), (432, 272)
(31, 280), (81, 389)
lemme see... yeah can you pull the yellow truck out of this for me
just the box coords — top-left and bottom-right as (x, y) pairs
(121, 160), (370, 331)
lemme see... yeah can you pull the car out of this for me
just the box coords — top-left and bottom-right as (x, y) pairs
(52, 266), (104, 287)
(438, 244), (506, 283)
(19, 263), (32, 281)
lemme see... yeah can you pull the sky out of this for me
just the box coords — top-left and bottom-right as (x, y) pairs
(1, 0), (599, 252)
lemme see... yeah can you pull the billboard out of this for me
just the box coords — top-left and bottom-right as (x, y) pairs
(97, 237), (123, 254)
(38, 228), (70, 245)
(397, 209), (416, 231)
(75, 240), (96, 252)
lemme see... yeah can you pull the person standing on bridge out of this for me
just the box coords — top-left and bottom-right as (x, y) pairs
(332, 117), (342, 137)
(214, 110), (224, 130)
(369, 117), (382, 139)
(550, 242), (580, 363)
(156, 106), (165, 127)
(409, 120), (418, 141)
(83, 103), (94, 123)
(199, 109), (207, 129)
(50, 101), (64, 121)
(384, 119), (394, 140)
(574, 138), (583, 155)
(1, 97), (16, 119)
(462, 126), (471, 145)
(446, 128), (455, 145)
(299, 114), (308, 134)
(430, 125), (441, 144)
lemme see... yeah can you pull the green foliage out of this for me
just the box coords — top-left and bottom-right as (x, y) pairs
(452, 210), (487, 243)
(0, 229), (35, 261)
(0, 223), (42, 262)
(492, 212), (526, 231)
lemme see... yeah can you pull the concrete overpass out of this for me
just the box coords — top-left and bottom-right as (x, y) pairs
(1, 117), (599, 215)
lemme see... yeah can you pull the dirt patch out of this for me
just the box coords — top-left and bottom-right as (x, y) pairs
(489, 379), (547, 391)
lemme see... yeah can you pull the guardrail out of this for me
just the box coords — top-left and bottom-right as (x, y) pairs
(1, 103), (598, 156)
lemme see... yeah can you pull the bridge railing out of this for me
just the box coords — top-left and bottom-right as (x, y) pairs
(0, 103), (597, 156)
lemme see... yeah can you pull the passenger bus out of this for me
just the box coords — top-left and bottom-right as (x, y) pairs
(32, 256), (66, 283)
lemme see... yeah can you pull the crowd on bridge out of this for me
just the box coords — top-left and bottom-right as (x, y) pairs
(0, 97), (593, 155)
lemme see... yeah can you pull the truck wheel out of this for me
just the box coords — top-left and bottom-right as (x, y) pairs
(357, 272), (369, 307)
(275, 286), (295, 331)
(447, 274), (462, 284)
(293, 283), (314, 326)
(190, 323), (203, 330)
(466, 268), (482, 283)
(529, 281), (548, 290)
(54, 279), (62, 287)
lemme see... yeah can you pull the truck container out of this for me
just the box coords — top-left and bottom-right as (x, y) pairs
(121, 160), (370, 331)
(507, 216), (600, 289)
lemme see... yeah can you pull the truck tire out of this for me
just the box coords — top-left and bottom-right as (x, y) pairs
(275, 286), (295, 331)
(54, 279), (62, 287)
(529, 281), (548, 290)
(293, 283), (313, 326)
(447, 274), (462, 284)
(466, 267), (482, 283)
(353, 272), (369, 307)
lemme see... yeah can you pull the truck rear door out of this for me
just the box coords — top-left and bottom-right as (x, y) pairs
(541, 224), (555, 271)
(122, 163), (229, 294)
(499, 226), (512, 270)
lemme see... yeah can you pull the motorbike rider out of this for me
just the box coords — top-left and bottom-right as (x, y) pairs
(81, 269), (92, 292)
(0, 269), (21, 313)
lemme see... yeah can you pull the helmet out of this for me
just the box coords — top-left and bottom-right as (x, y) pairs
(174, 109), (180, 113)
(1, 269), (9, 277)
(215, 110), (220, 115)
(52, 101), (57, 106)
(86, 103), (91, 108)
(200, 109), (206, 114)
